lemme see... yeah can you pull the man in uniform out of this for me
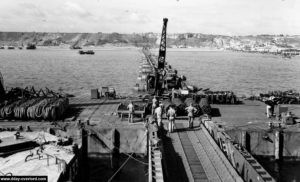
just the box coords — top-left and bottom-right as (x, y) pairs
(155, 103), (163, 127)
(167, 106), (176, 133)
(185, 103), (197, 128)
(127, 101), (134, 123)
(152, 96), (158, 115)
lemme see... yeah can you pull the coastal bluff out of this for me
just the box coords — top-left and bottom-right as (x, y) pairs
(1, 32), (300, 49)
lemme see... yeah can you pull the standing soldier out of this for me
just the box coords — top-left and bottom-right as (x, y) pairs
(155, 103), (163, 127)
(152, 96), (158, 115)
(264, 96), (275, 118)
(185, 103), (197, 129)
(167, 106), (176, 133)
(127, 101), (134, 123)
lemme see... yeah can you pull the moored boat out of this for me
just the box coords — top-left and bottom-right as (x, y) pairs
(86, 50), (94, 54)
(26, 43), (36, 49)
(79, 50), (85, 54)
(78, 50), (95, 55)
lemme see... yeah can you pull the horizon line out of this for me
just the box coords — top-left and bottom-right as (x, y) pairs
(0, 31), (299, 37)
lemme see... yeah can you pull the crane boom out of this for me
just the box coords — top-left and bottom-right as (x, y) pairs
(154, 18), (168, 95)
(0, 71), (5, 100)
(158, 18), (168, 70)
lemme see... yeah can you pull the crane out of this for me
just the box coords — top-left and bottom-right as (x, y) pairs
(158, 18), (168, 70)
(0, 71), (5, 101)
(155, 18), (168, 95)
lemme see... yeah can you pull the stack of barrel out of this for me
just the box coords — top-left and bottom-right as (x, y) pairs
(0, 97), (69, 121)
(0, 87), (69, 121)
(259, 90), (300, 104)
(197, 91), (237, 105)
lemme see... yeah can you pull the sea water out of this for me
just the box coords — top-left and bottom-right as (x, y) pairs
(1, 48), (299, 97)
(1, 48), (300, 181)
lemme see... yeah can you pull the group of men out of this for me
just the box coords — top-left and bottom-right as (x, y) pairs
(127, 96), (198, 132)
(152, 96), (198, 133)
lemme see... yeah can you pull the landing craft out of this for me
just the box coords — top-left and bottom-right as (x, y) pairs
(26, 43), (36, 49)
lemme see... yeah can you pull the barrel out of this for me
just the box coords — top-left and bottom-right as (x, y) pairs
(218, 94), (224, 104)
(199, 98), (211, 115)
(231, 95), (237, 104)
(226, 94), (231, 104)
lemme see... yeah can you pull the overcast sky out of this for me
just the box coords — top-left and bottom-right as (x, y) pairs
(0, 0), (299, 35)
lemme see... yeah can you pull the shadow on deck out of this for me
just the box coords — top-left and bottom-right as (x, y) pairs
(162, 135), (189, 182)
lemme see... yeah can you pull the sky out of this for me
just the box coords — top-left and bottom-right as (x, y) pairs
(0, 0), (300, 35)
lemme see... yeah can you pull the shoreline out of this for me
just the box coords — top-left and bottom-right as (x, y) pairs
(2, 45), (224, 52)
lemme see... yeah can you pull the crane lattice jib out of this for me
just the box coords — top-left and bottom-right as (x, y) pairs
(0, 71), (5, 99)
(158, 18), (168, 70)
(0, 71), (3, 88)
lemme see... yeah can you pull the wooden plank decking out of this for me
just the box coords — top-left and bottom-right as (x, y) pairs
(68, 95), (146, 129)
(162, 119), (243, 182)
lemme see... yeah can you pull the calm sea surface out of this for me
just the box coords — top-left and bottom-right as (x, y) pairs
(1, 48), (300, 181)
(0, 48), (299, 97)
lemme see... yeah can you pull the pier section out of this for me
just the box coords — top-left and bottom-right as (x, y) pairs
(161, 119), (243, 182)
(68, 94), (148, 182)
(211, 100), (300, 159)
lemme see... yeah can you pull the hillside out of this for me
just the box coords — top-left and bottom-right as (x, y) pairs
(0, 32), (300, 49)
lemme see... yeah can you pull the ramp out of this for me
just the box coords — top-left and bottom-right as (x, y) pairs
(163, 121), (243, 182)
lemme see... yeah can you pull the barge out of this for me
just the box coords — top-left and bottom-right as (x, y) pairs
(79, 50), (95, 55)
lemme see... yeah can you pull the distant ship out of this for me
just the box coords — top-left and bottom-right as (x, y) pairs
(26, 43), (36, 50)
(79, 50), (95, 55)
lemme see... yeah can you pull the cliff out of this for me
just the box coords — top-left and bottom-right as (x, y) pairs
(0, 32), (299, 49)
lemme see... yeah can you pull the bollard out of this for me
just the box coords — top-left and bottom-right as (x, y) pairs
(26, 126), (31, 132)
(14, 132), (20, 140)
(18, 125), (23, 131)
